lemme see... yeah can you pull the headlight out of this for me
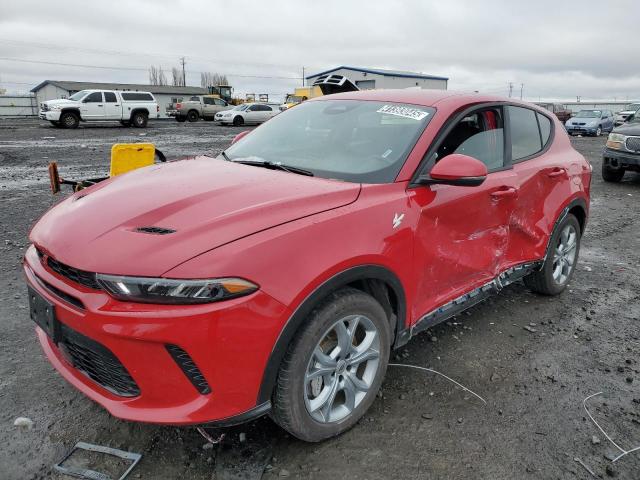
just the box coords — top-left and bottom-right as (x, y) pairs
(96, 274), (258, 304)
(606, 133), (626, 150)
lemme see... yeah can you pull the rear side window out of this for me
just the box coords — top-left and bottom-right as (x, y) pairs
(537, 113), (552, 146)
(104, 92), (117, 102)
(121, 92), (154, 101)
(508, 106), (543, 161)
(203, 97), (214, 105)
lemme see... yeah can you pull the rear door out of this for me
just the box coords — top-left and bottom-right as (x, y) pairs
(202, 97), (216, 118)
(412, 106), (519, 316)
(505, 106), (569, 263)
(81, 91), (105, 119)
(103, 91), (121, 119)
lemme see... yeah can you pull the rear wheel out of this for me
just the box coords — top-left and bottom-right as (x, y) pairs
(524, 214), (581, 295)
(271, 288), (390, 442)
(59, 112), (79, 129)
(602, 163), (625, 182)
(131, 111), (148, 128)
(233, 115), (244, 126)
(187, 110), (199, 122)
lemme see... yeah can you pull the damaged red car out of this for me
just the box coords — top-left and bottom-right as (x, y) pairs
(24, 89), (591, 442)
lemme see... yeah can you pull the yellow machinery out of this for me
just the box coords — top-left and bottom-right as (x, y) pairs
(281, 86), (323, 110)
(49, 143), (165, 193)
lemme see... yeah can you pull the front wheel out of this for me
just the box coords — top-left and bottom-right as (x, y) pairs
(59, 112), (79, 129)
(271, 288), (390, 442)
(594, 126), (602, 136)
(524, 213), (581, 295)
(602, 163), (625, 182)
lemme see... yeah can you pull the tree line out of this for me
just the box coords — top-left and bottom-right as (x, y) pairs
(148, 65), (228, 88)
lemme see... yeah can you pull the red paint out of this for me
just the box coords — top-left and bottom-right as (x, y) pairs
(430, 154), (488, 180)
(25, 90), (590, 425)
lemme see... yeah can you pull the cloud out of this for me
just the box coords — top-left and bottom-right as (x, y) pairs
(0, 0), (638, 100)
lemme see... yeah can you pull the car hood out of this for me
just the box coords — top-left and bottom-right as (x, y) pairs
(30, 156), (361, 277)
(44, 99), (79, 106)
(612, 124), (640, 135)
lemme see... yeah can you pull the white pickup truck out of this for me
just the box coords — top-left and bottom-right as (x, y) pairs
(39, 89), (159, 128)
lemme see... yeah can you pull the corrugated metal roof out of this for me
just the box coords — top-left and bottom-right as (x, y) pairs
(31, 80), (208, 95)
(306, 66), (448, 81)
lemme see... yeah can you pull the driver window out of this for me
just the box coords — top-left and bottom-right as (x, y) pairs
(435, 108), (505, 171)
(84, 92), (103, 103)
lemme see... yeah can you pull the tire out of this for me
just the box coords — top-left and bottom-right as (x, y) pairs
(602, 163), (625, 182)
(524, 213), (581, 296)
(59, 112), (79, 129)
(119, 120), (131, 127)
(594, 126), (602, 137)
(232, 116), (244, 126)
(131, 111), (148, 128)
(187, 110), (199, 122)
(175, 116), (187, 123)
(271, 288), (391, 442)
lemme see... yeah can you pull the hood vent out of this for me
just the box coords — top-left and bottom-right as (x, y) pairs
(134, 226), (176, 235)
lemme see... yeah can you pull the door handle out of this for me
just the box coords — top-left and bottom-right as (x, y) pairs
(547, 167), (566, 178)
(97, 104), (103, 107)
(490, 186), (518, 198)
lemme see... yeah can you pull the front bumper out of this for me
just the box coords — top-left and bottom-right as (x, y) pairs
(39, 110), (61, 121)
(566, 125), (598, 135)
(602, 147), (640, 170)
(23, 245), (291, 425)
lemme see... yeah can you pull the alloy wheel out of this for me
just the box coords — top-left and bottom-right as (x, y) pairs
(552, 224), (577, 285)
(304, 314), (380, 423)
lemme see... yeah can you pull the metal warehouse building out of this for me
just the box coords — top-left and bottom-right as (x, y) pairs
(305, 66), (448, 90)
(30, 80), (209, 118)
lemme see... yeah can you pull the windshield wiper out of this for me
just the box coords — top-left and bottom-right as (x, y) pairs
(231, 159), (314, 177)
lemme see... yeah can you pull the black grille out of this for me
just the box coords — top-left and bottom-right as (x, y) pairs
(59, 324), (140, 397)
(134, 226), (176, 235)
(34, 274), (84, 309)
(166, 344), (211, 394)
(625, 136), (640, 153)
(47, 257), (101, 290)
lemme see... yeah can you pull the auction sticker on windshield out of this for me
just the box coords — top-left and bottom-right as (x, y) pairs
(377, 105), (430, 121)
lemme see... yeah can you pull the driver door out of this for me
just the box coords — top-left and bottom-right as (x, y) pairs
(411, 106), (519, 318)
(81, 91), (105, 120)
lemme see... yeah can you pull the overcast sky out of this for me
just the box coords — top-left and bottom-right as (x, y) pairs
(1, 0), (639, 102)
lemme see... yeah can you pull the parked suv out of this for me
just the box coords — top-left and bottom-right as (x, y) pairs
(169, 95), (230, 122)
(534, 102), (572, 123)
(565, 109), (614, 136)
(25, 90), (590, 442)
(602, 112), (640, 182)
(39, 90), (159, 128)
(614, 102), (640, 126)
(215, 102), (279, 125)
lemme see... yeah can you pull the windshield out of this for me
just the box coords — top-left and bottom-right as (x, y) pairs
(285, 95), (305, 103)
(233, 104), (249, 111)
(68, 90), (90, 101)
(224, 100), (435, 183)
(624, 103), (640, 111)
(575, 110), (601, 118)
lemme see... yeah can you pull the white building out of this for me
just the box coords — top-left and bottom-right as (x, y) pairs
(305, 66), (448, 91)
(30, 80), (209, 118)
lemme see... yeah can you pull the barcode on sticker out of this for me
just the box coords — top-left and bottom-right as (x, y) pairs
(377, 105), (429, 121)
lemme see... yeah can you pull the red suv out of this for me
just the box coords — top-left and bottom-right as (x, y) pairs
(24, 90), (591, 442)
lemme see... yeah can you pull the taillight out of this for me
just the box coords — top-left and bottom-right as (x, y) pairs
(157, 105), (160, 112)
(176, 103), (182, 109)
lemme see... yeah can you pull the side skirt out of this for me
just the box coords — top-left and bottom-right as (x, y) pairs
(396, 261), (541, 346)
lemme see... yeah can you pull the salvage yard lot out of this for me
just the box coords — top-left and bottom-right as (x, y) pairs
(1, 119), (639, 479)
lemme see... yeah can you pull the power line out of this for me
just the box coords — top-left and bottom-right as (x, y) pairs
(0, 57), (302, 80)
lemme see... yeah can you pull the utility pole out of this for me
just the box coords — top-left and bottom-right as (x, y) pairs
(508, 82), (514, 98)
(520, 83), (524, 100)
(180, 57), (186, 86)
(302, 67), (305, 87)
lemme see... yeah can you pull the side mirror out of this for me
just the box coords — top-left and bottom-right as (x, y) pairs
(231, 130), (250, 145)
(418, 154), (488, 187)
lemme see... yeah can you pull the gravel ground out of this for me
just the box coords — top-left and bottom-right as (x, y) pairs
(1, 118), (638, 480)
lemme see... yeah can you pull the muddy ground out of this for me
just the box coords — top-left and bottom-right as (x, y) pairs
(1, 118), (638, 480)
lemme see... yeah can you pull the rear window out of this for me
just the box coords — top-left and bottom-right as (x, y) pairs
(121, 92), (154, 101)
(537, 113), (552, 146)
(508, 106), (543, 161)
